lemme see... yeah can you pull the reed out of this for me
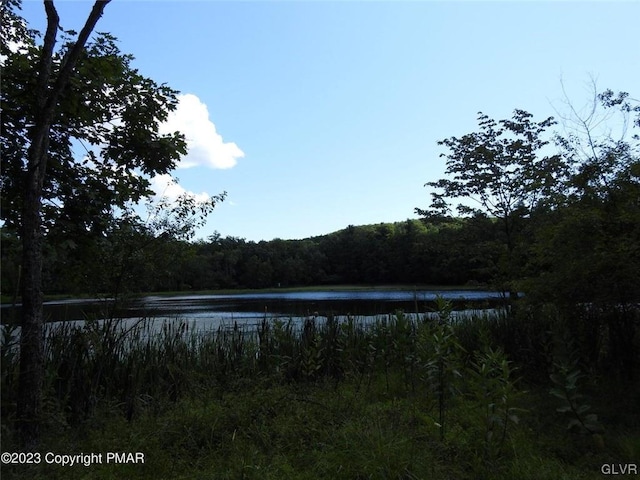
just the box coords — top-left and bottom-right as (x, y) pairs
(2, 309), (506, 425)
(1, 305), (637, 480)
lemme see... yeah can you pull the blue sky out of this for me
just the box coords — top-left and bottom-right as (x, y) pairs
(17, 0), (640, 241)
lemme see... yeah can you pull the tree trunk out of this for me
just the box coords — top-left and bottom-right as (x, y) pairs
(18, 164), (47, 449)
(17, 0), (111, 449)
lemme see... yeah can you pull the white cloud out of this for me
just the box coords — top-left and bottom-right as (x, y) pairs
(159, 93), (244, 169)
(149, 174), (211, 204)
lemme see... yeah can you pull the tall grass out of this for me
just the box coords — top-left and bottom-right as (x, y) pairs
(2, 303), (638, 479)
(2, 308), (514, 427)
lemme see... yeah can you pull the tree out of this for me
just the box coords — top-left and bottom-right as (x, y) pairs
(1, 0), (205, 446)
(416, 110), (565, 294)
(528, 86), (640, 376)
(536, 85), (639, 308)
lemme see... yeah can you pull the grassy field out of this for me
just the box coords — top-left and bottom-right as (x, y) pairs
(5, 379), (637, 480)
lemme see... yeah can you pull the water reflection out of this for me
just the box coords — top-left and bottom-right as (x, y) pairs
(2, 289), (506, 327)
(1, 289), (507, 347)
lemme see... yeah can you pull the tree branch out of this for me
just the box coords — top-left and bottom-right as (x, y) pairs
(36, 1), (59, 110)
(41, 0), (111, 133)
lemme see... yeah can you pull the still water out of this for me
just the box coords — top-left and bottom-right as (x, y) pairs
(2, 288), (506, 333)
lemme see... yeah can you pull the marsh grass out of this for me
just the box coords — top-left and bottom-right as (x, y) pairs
(1, 306), (638, 479)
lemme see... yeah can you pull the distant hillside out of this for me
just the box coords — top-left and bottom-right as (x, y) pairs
(2, 217), (501, 295)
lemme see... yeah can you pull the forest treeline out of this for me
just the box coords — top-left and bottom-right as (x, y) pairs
(0, 217), (501, 295)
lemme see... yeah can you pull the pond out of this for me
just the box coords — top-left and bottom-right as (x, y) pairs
(2, 288), (507, 333)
